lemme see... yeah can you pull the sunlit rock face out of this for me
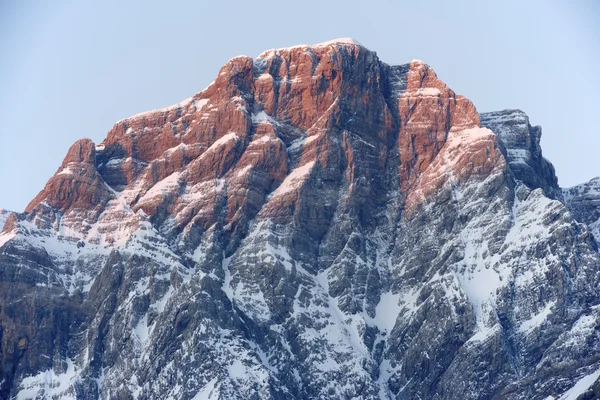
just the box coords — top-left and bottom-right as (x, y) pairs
(2, 39), (600, 400)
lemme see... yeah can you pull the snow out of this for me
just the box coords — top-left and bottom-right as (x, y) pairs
(251, 111), (268, 124)
(467, 324), (501, 344)
(250, 241), (294, 271)
(57, 166), (74, 176)
(373, 292), (403, 333)
(288, 132), (323, 152)
(563, 177), (600, 200)
(191, 377), (219, 400)
(312, 37), (362, 47)
(558, 366), (600, 400)
(377, 359), (398, 399)
(236, 165), (252, 178)
(200, 132), (240, 159)
(222, 256), (235, 302)
(257, 38), (362, 59)
(151, 286), (174, 313)
(16, 358), (77, 400)
(415, 126), (496, 191)
(288, 136), (308, 152)
(309, 272), (369, 361)
(257, 73), (272, 81)
(304, 133), (322, 146)
(450, 126), (495, 143)
(250, 111), (283, 128)
(103, 157), (126, 167)
(506, 148), (531, 165)
(270, 161), (315, 198)
(117, 97), (193, 123)
(480, 109), (528, 124)
(452, 212), (512, 330)
(562, 178), (600, 241)
(249, 135), (277, 146)
(519, 301), (555, 333)
(194, 98), (209, 110)
(228, 359), (246, 380)
(134, 314), (149, 345)
(138, 172), (182, 203)
(479, 110), (530, 148)
(227, 276), (271, 322)
(563, 313), (598, 347)
(455, 262), (503, 324)
(251, 343), (279, 374)
(230, 96), (247, 112)
(417, 87), (441, 96)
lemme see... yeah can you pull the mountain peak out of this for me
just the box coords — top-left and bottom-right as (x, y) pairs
(312, 37), (362, 46)
(23, 39), (492, 219)
(256, 37), (365, 59)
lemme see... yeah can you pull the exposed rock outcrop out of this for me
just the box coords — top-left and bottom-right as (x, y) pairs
(480, 109), (562, 200)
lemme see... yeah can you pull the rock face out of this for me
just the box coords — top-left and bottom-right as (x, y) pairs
(480, 109), (562, 200)
(2, 38), (600, 400)
(563, 178), (600, 241)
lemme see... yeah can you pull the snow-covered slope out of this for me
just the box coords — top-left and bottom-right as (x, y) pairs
(1, 40), (600, 400)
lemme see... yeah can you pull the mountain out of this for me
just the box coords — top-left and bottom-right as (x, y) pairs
(2, 38), (600, 400)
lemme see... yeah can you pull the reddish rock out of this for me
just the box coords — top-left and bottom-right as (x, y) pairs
(24, 41), (507, 253)
(397, 60), (481, 195)
(25, 139), (113, 219)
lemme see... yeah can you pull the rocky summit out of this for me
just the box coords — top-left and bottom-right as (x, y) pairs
(1, 38), (600, 400)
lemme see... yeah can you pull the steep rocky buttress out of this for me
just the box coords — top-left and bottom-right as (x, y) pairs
(2, 38), (600, 400)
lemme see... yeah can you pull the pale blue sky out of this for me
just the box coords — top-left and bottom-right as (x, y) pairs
(1, 0), (598, 211)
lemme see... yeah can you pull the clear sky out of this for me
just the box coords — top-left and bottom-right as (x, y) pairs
(1, 0), (598, 212)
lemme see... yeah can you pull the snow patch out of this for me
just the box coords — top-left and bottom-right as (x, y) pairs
(373, 292), (402, 333)
(467, 324), (501, 344)
(138, 172), (182, 203)
(236, 165), (252, 177)
(228, 359), (246, 380)
(519, 301), (555, 333)
(194, 98), (209, 110)
(270, 161), (315, 198)
(257, 38), (361, 59)
(558, 366), (600, 400)
(251, 111), (269, 124)
(57, 166), (74, 176)
(313, 38), (362, 47)
(117, 97), (193, 123)
(134, 314), (149, 346)
(16, 358), (77, 400)
(199, 132), (241, 160)
(417, 87), (441, 96)
(191, 377), (220, 400)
